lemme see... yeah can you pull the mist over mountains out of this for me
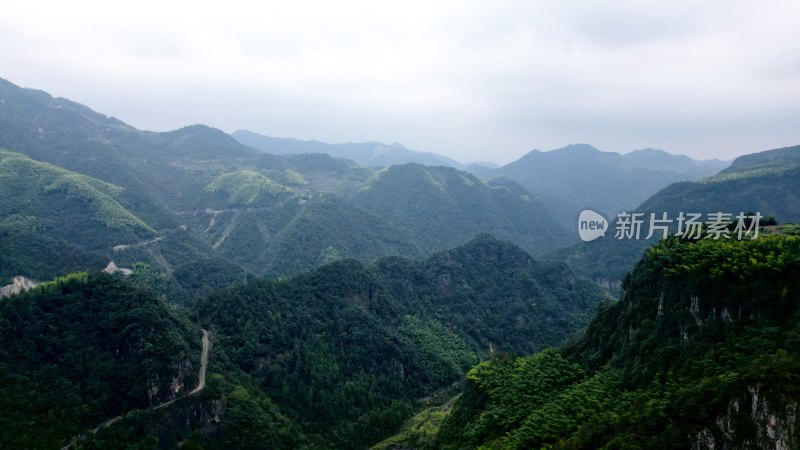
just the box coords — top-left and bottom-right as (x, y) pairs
(2, 75), (799, 449)
(0, 77), (569, 293)
(232, 129), (464, 169)
(556, 143), (800, 287)
(468, 143), (728, 228)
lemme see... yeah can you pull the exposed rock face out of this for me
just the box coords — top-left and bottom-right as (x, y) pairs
(693, 387), (798, 450)
(0, 276), (38, 297)
(102, 261), (132, 276)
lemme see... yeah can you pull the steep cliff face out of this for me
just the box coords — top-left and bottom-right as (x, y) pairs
(567, 236), (800, 449)
(146, 353), (196, 405)
(436, 236), (800, 449)
(694, 387), (799, 450)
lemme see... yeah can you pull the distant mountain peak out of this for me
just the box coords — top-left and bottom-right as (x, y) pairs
(515, 144), (606, 162)
(232, 129), (463, 169)
(626, 147), (670, 155)
(624, 147), (694, 165)
(161, 124), (253, 157)
(559, 143), (602, 153)
(467, 160), (500, 169)
(166, 123), (231, 137)
(371, 144), (391, 159)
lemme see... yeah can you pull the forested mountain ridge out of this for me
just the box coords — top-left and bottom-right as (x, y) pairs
(715, 144), (800, 177)
(193, 234), (608, 448)
(555, 144), (800, 289)
(637, 144), (800, 222)
(0, 150), (152, 281)
(0, 77), (574, 293)
(351, 164), (573, 256)
(0, 272), (202, 449)
(232, 129), (464, 168)
(3, 74), (797, 450)
(472, 143), (727, 228)
(426, 235), (800, 450)
(0, 235), (609, 449)
(0, 149), (154, 237)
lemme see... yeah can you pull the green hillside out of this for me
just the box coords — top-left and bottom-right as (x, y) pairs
(556, 145), (800, 289)
(638, 144), (800, 222)
(180, 195), (425, 277)
(0, 273), (201, 449)
(0, 235), (606, 449)
(0, 151), (246, 302)
(0, 150), (157, 281)
(0, 150), (154, 234)
(431, 235), (800, 449)
(187, 163), (575, 277)
(194, 235), (607, 448)
(0, 78), (578, 288)
(205, 169), (292, 206)
(352, 164), (573, 257)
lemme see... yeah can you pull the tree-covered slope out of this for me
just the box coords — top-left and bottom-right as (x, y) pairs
(434, 235), (800, 450)
(0, 273), (202, 449)
(0, 150), (157, 281)
(185, 162), (577, 277)
(0, 78), (581, 288)
(180, 194), (426, 277)
(555, 144), (800, 289)
(195, 234), (607, 449)
(0, 78), (262, 225)
(0, 150), (154, 236)
(477, 144), (727, 228)
(0, 77), (592, 294)
(0, 149), (247, 303)
(352, 164), (574, 257)
(637, 144), (800, 223)
(204, 169), (293, 206)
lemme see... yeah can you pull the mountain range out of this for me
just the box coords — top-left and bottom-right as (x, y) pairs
(0, 77), (572, 300)
(555, 144), (800, 288)
(0, 235), (609, 449)
(469, 143), (728, 228)
(232, 129), (464, 168)
(0, 77), (739, 294)
(2, 75), (800, 450)
(420, 234), (800, 449)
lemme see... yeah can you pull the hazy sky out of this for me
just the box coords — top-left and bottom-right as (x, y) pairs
(2, 0), (799, 164)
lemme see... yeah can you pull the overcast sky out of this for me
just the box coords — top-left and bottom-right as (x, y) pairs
(2, 1), (799, 164)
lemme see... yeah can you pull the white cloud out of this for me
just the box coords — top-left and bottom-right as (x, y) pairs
(1, 0), (798, 163)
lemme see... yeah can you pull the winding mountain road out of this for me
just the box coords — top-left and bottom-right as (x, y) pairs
(62, 329), (210, 449)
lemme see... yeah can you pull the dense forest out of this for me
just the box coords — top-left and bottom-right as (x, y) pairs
(0, 273), (200, 449)
(0, 77), (576, 290)
(0, 235), (608, 449)
(2, 76), (799, 449)
(193, 234), (608, 448)
(424, 235), (800, 449)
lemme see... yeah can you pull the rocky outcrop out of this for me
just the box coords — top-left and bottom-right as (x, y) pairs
(102, 261), (132, 276)
(0, 276), (38, 297)
(693, 387), (799, 450)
